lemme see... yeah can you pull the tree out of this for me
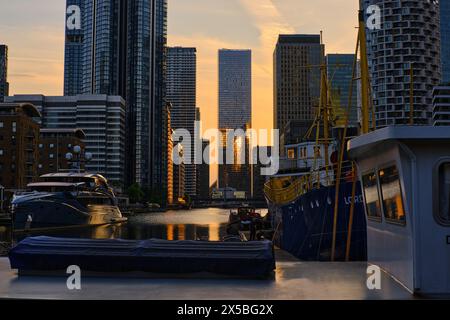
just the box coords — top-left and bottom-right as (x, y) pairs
(127, 183), (144, 204)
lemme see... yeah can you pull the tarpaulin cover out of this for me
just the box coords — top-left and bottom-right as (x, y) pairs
(9, 237), (276, 277)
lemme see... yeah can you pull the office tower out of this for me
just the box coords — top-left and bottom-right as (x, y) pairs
(251, 146), (272, 201)
(0, 103), (40, 190)
(167, 47), (197, 197)
(326, 54), (358, 126)
(432, 86), (450, 126)
(6, 95), (126, 184)
(196, 139), (210, 200)
(441, 0), (450, 83)
(62, 0), (168, 196)
(0, 45), (9, 102)
(361, 0), (441, 127)
(218, 128), (251, 197)
(274, 35), (324, 133)
(218, 49), (252, 130)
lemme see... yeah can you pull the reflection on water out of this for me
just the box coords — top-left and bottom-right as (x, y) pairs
(0, 208), (235, 255)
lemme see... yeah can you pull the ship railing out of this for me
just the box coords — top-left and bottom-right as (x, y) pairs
(264, 160), (357, 205)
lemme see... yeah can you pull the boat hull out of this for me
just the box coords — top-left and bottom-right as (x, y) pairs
(268, 181), (367, 261)
(12, 197), (125, 231)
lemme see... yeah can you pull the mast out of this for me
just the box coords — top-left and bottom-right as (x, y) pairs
(359, 10), (371, 133)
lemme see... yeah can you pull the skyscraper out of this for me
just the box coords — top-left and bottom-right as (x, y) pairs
(326, 54), (358, 126)
(441, 0), (450, 83)
(63, 0), (168, 198)
(0, 45), (9, 102)
(64, 0), (84, 96)
(218, 49), (252, 130)
(167, 47), (197, 197)
(274, 35), (324, 133)
(361, 0), (441, 127)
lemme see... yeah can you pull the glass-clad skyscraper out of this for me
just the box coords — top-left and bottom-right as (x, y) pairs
(218, 49), (252, 130)
(326, 54), (358, 126)
(63, 0), (168, 199)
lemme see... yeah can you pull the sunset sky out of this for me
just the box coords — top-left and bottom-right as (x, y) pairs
(1, 0), (359, 133)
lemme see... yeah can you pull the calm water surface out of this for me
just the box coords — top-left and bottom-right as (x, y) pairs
(0, 208), (248, 255)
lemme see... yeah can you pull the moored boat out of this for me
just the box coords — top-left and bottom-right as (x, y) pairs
(12, 172), (127, 231)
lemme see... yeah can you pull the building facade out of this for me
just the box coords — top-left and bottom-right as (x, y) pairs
(0, 45), (8, 103)
(167, 47), (197, 197)
(63, 0), (168, 195)
(196, 139), (210, 200)
(326, 54), (358, 126)
(218, 128), (251, 197)
(218, 49), (252, 130)
(361, 0), (441, 127)
(0, 103), (40, 190)
(432, 86), (450, 126)
(441, 0), (450, 83)
(274, 35), (324, 132)
(38, 129), (86, 176)
(173, 143), (185, 202)
(5, 95), (126, 184)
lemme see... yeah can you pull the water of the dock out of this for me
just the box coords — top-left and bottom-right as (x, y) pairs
(0, 208), (412, 300)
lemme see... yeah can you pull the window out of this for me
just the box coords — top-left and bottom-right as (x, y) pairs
(379, 165), (406, 225)
(12, 122), (16, 133)
(287, 149), (295, 159)
(435, 162), (450, 225)
(0, 149), (3, 156)
(0, 122), (3, 128)
(362, 171), (382, 221)
(49, 154), (54, 159)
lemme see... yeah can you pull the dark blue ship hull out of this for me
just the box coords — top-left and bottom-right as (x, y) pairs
(270, 181), (367, 261)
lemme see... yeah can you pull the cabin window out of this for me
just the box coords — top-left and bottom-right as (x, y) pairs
(379, 165), (406, 225)
(287, 149), (295, 159)
(362, 171), (382, 221)
(436, 162), (450, 226)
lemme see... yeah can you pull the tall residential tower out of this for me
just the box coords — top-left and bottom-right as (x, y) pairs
(63, 0), (168, 199)
(167, 47), (197, 197)
(361, 0), (441, 127)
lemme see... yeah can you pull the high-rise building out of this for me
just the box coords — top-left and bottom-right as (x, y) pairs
(441, 0), (450, 83)
(326, 54), (358, 126)
(274, 35), (324, 132)
(6, 95), (126, 184)
(218, 49), (252, 130)
(63, 0), (168, 196)
(218, 128), (251, 197)
(361, 0), (441, 127)
(0, 103), (40, 190)
(196, 139), (210, 200)
(0, 45), (9, 103)
(167, 47), (197, 197)
(64, 0), (84, 96)
(432, 86), (450, 126)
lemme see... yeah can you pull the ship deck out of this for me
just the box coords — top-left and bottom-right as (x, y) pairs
(0, 249), (412, 300)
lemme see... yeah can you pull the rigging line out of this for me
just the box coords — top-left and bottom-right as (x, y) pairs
(331, 27), (360, 262)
